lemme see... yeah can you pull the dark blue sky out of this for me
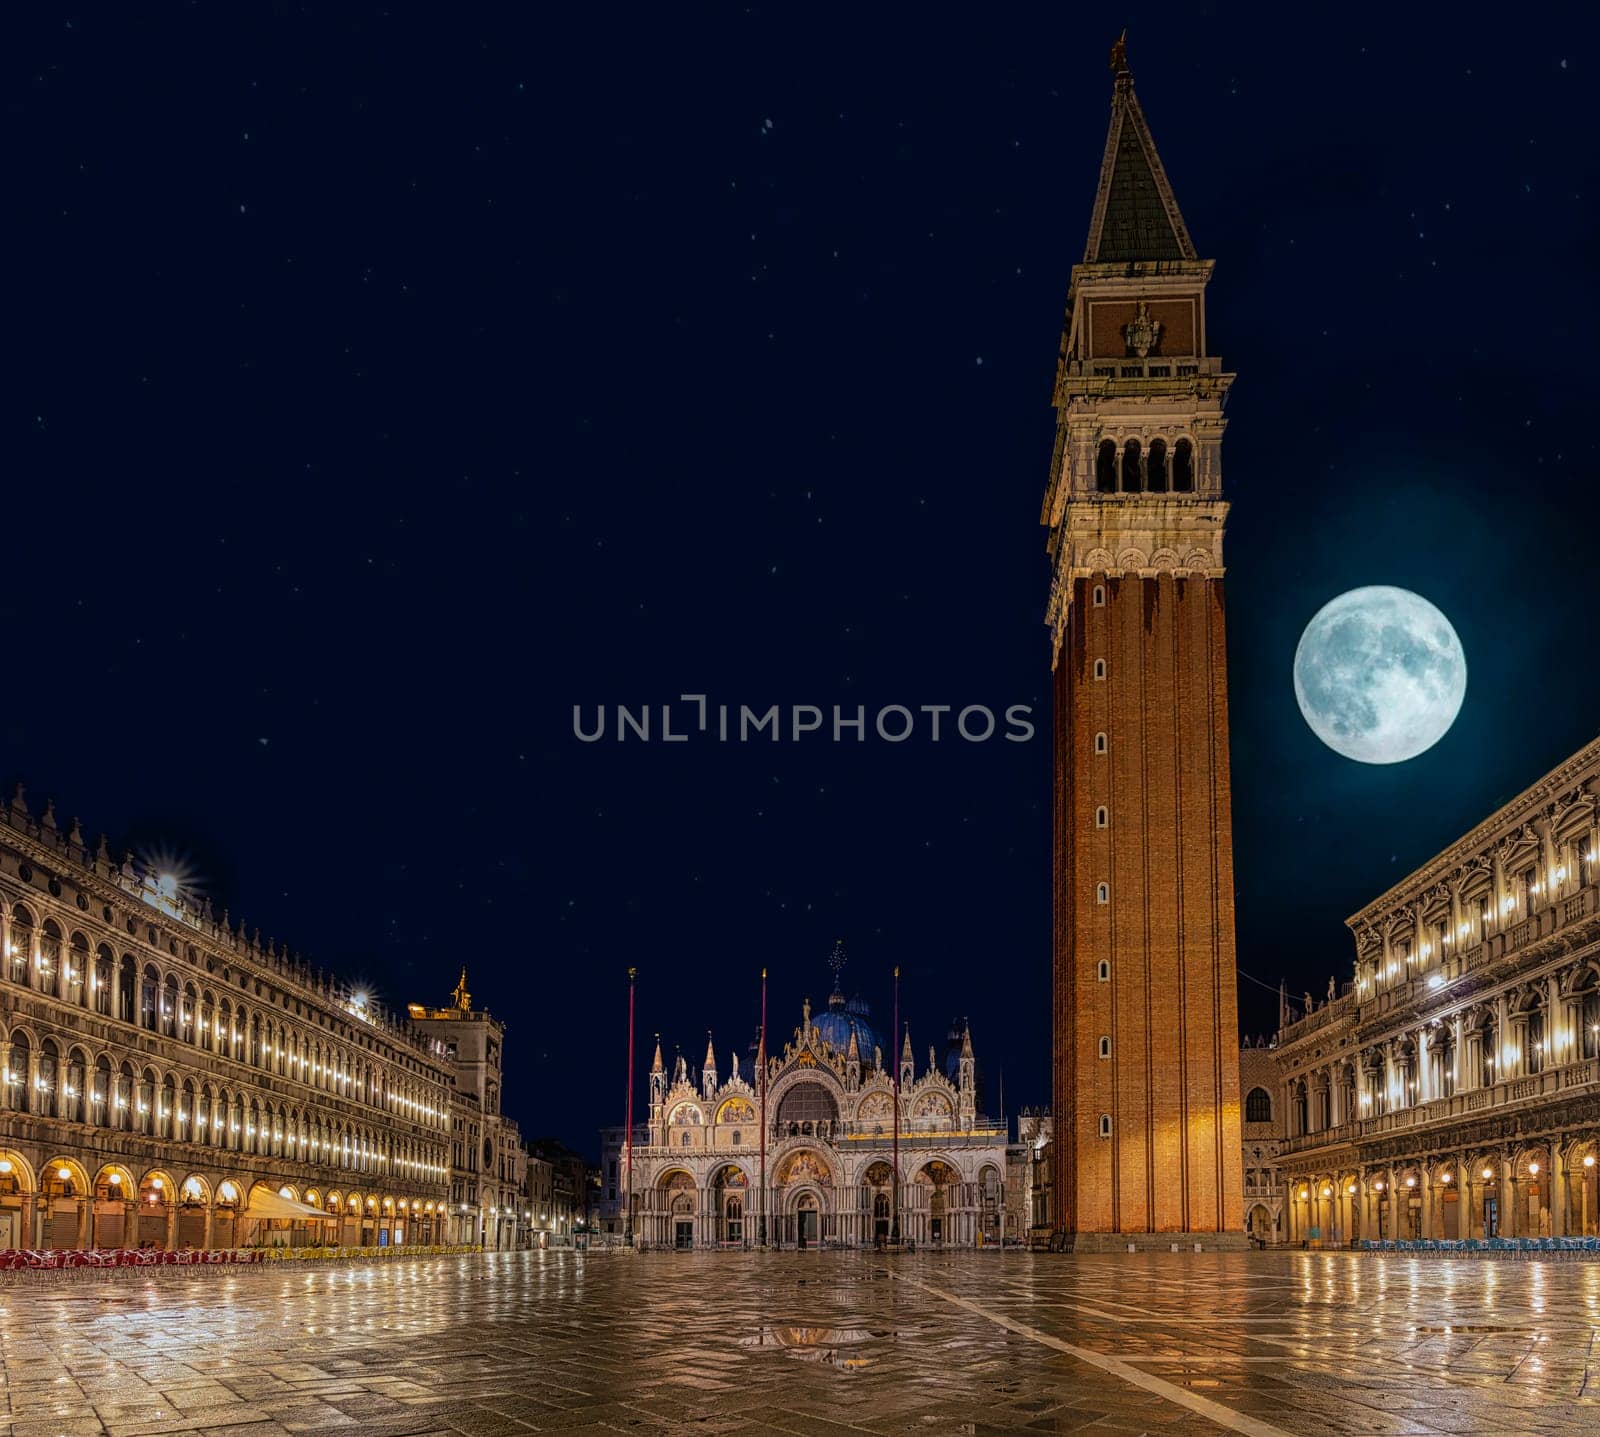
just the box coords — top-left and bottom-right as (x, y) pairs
(10, 5), (1598, 1156)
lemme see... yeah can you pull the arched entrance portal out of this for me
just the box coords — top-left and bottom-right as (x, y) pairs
(916, 1160), (958, 1246)
(862, 1160), (894, 1243)
(775, 1149), (833, 1248)
(792, 1188), (821, 1249)
(710, 1165), (747, 1246)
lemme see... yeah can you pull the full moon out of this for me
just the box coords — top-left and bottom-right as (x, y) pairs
(1293, 586), (1467, 764)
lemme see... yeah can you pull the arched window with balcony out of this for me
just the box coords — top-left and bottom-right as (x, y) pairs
(1478, 1017), (1499, 1087)
(161, 975), (179, 1037)
(1172, 438), (1194, 491)
(160, 1073), (177, 1139)
(36, 1039), (59, 1118)
(1525, 1002), (1547, 1074)
(64, 1047), (87, 1123)
(92, 1055), (111, 1126)
(116, 1062), (135, 1130)
(7, 1031), (30, 1113)
(1581, 980), (1600, 1060)
(9, 905), (34, 986)
(118, 955), (136, 1023)
(1121, 438), (1142, 492)
(1096, 439), (1117, 492)
(94, 945), (113, 1016)
(140, 965), (160, 1031)
(137, 1068), (157, 1135)
(38, 920), (63, 998)
(67, 933), (88, 1006)
(1147, 436), (1168, 492)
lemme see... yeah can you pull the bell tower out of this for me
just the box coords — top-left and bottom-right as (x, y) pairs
(1041, 38), (1244, 1249)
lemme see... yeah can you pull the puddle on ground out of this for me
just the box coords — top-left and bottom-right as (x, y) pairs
(740, 1325), (899, 1369)
(741, 1324), (896, 1348)
(1411, 1325), (1540, 1335)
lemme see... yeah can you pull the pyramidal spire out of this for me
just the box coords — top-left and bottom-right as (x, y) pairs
(960, 1019), (974, 1058)
(1083, 34), (1196, 265)
(704, 1032), (717, 1070)
(650, 1035), (665, 1074)
(901, 1025), (913, 1060)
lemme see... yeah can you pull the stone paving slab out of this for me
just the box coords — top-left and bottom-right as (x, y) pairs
(0, 1251), (1595, 1435)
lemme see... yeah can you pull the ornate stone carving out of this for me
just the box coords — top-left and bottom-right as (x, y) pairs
(1122, 299), (1162, 357)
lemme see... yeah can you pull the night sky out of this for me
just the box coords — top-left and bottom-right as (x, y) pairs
(11, 6), (1599, 1157)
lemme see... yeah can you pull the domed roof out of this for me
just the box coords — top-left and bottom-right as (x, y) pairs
(815, 988), (883, 1064)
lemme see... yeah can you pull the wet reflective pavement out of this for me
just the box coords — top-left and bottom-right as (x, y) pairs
(0, 1250), (1596, 1436)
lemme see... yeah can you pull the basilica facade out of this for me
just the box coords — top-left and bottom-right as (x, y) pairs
(603, 981), (1008, 1249)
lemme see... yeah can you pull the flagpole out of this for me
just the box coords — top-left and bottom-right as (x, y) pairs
(759, 966), (768, 1248)
(891, 964), (900, 1244)
(625, 967), (636, 1245)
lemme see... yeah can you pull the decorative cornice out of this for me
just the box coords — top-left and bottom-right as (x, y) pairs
(1346, 736), (1600, 933)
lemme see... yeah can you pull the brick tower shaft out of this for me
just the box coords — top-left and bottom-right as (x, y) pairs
(1042, 40), (1245, 1249)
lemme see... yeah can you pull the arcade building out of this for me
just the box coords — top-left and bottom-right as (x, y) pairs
(0, 786), (530, 1252)
(1276, 735), (1600, 1243)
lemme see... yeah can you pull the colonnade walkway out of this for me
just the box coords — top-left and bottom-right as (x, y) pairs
(0, 1248), (1595, 1434)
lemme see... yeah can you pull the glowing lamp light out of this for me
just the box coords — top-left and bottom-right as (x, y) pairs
(1529, 1162), (1540, 1176)
(0, 1160), (12, 1175)
(1427, 975), (1444, 990)
(1346, 1183), (1357, 1195)
(1405, 1177), (1416, 1189)
(1586, 1156), (1596, 1169)
(56, 1167), (71, 1181)
(1441, 1172), (1452, 1184)
(107, 1173), (122, 1186)
(150, 1177), (163, 1191)
(1375, 1180), (1386, 1191)
(1322, 1185), (1333, 1197)
(1482, 1168), (1494, 1181)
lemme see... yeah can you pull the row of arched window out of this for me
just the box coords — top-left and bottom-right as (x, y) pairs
(3, 903), (446, 1130)
(1095, 437), (1194, 494)
(0, 1024), (447, 1178)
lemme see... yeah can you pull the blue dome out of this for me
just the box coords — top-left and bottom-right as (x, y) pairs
(815, 991), (884, 1063)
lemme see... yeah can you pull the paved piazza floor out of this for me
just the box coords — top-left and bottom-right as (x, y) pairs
(0, 1251), (1596, 1437)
